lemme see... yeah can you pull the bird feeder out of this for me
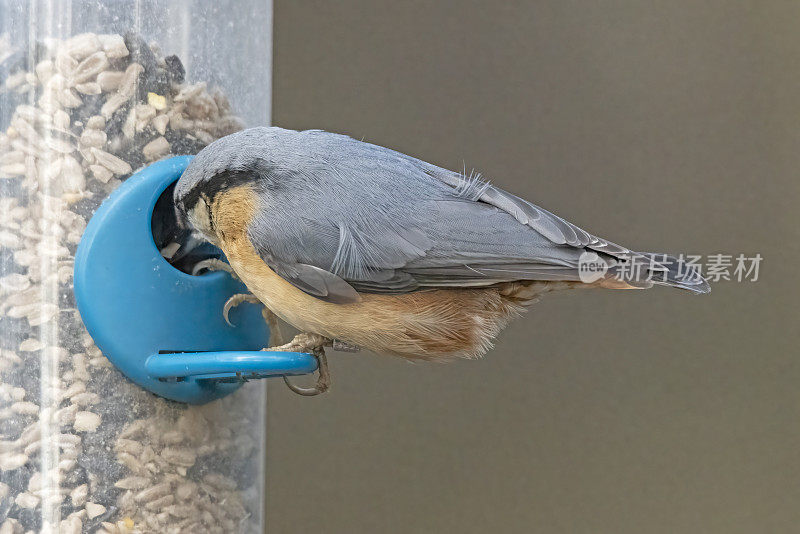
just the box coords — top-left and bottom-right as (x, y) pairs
(0, 1), (287, 532)
(74, 155), (316, 405)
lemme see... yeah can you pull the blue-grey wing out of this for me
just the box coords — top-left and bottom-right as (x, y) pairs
(242, 128), (624, 302)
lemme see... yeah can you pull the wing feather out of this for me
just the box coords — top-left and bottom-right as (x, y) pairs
(206, 127), (707, 299)
(269, 260), (362, 304)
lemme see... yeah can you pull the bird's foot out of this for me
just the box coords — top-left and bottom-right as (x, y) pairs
(196, 260), (284, 341)
(266, 333), (332, 396)
(223, 293), (261, 326)
(222, 290), (285, 345)
(192, 258), (239, 279)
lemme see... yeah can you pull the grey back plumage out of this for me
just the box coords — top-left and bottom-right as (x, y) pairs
(175, 127), (709, 302)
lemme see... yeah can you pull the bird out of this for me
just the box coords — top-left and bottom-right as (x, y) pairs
(172, 126), (710, 395)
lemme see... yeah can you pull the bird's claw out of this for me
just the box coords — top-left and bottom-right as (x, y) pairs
(192, 258), (238, 279)
(282, 348), (330, 396)
(266, 333), (332, 396)
(223, 293), (261, 326)
(200, 258), (322, 393)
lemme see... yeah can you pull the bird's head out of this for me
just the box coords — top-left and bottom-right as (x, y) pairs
(173, 128), (272, 248)
(173, 157), (224, 249)
(169, 126), (300, 268)
(173, 180), (219, 249)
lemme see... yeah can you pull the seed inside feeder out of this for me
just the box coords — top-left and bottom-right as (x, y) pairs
(0, 30), (261, 532)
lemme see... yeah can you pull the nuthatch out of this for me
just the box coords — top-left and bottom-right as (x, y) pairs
(173, 127), (709, 395)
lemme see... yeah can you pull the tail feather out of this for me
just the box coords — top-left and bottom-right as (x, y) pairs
(607, 252), (710, 294)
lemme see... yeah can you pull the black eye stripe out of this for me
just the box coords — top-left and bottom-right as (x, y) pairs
(201, 193), (215, 231)
(180, 170), (254, 214)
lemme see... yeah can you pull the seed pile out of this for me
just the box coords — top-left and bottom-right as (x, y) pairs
(0, 32), (263, 533)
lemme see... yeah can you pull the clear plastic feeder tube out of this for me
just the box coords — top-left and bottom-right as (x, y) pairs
(0, 1), (271, 532)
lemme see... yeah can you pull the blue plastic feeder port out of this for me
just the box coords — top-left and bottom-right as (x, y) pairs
(74, 156), (317, 404)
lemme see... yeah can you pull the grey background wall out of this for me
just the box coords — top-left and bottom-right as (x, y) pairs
(268, 2), (799, 532)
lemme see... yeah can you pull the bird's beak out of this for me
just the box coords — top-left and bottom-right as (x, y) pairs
(161, 229), (204, 262)
(152, 185), (222, 273)
(161, 227), (224, 273)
